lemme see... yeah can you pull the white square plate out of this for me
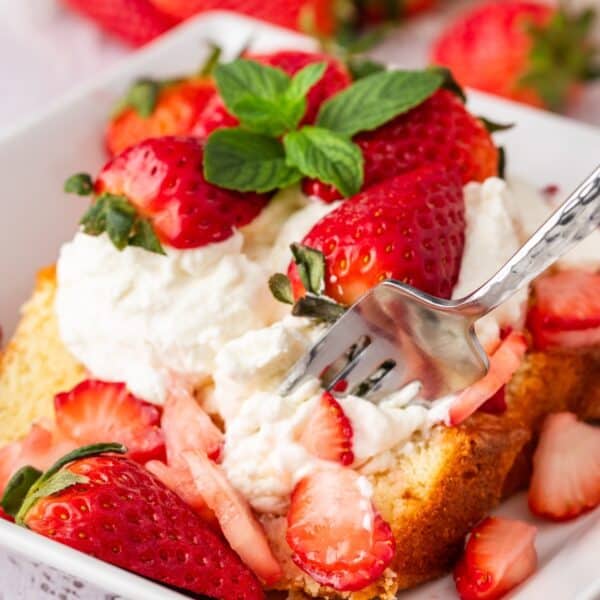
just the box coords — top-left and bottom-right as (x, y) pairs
(0, 11), (599, 600)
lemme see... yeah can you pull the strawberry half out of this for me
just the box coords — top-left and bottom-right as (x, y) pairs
(449, 332), (528, 426)
(527, 270), (600, 350)
(0, 424), (76, 495)
(54, 379), (165, 464)
(193, 50), (350, 139)
(298, 391), (354, 465)
(528, 412), (600, 521)
(454, 516), (537, 600)
(286, 467), (395, 591)
(68, 136), (269, 252)
(2, 445), (263, 600)
(161, 380), (224, 465)
(184, 450), (282, 585)
(289, 166), (465, 305)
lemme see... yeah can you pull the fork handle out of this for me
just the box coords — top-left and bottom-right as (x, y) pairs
(459, 165), (600, 317)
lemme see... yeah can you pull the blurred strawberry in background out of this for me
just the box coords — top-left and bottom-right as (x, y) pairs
(431, 0), (599, 111)
(61, 0), (178, 46)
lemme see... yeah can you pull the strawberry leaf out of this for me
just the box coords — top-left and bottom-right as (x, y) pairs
(292, 295), (346, 323)
(290, 243), (326, 295)
(478, 117), (514, 134)
(105, 197), (137, 250)
(65, 173), (94, 196)
(316, 69), (443, 136)
(198, 43), (222, 77)
(284, 126), (363, 197)
(130, 219), (166, 255)
(429, 66), (466, 102)
(1, 466), (42, 518)
(204, 128), (302, 193)
(269, 273), (295, 305)
(115, 79), (161, 118)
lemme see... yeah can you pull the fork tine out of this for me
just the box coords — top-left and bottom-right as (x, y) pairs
(331, 338), (395, 394)
(280, 309), (369, 394)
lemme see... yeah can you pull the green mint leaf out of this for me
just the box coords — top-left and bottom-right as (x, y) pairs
(290, 243), (326, 296)
(286, 62), (327, 102)
(1, 466), (43, 517)
(214, 59), (290, 112)
(204, 128), (302, 193)
(478, 117), (514, 134)
(229, 96), (300, 137)
(130, 218), (166, 255)
(269, 273), (295, 305)
(115, 79), (160, 118)
(65, 173), (94, 196)
(347, 57), (386, 81)
(428, 66), (466, 102)
(292, 295), (346, 323)
(316, 69), (443, 136)
(284, 126), (363, 198)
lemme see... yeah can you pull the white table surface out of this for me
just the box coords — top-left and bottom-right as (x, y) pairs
(0, 0), (598, 598)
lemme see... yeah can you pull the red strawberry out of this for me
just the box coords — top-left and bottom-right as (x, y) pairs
(0, 424), (75, 495)
(477, 386), (507, 415)
(454, 516), (537, 600)
(106, 78), (216, 156)
(94, 136), (269, 249)
(286, 467), (395, 591)
(449, 332), (527, 426)
(161, 380), (223, 465)
(61, 0), (176, 47)
(527, 270), (600, 350)
(55, 380), (165, 464)
(150, 0), (336, 35)
(5, 446), (263, 600)
(290, 166), (465, 305)
(431, 1), (597, 111)
(303, 89), (499, 201)
(298, 391), (354, 465)
(145, 459), (218, 526)
(528, 412), (600, 521)
(194, 50), (351, 139)
(184, 450), (282, 585)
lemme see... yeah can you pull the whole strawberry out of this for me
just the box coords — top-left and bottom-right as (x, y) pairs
(106, 78), (216, 156)
(431, 0), (599, 111)
(65, 136), (269, 252)
(303, 89), (499, 201)
(194, 50), (351, 139)
(106, 47), (221, 156)
(61, 0), (176, 47)
(288, 165), (465, 306)
(1, 444), (264, 600)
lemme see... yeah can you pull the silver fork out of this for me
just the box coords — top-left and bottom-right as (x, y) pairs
(282, 165), (600, 402)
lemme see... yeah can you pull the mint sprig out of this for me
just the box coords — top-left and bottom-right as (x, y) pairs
(203, 59), (444, 198)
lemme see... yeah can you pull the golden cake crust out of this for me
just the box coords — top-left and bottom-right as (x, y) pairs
(1, 269), (599, 598)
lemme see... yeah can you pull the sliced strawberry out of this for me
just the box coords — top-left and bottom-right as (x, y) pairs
(528, 412), (600, 521)
(298, 391), (354, 465)
(478, 386), (507, 415)
(449, 332), (527, 425)
(145, 459), (218, 527)
(54, 380), (165, 464)
(454, 516), (537, 600)
(286, 467), (395, 592)
(162, 381), (223, 466)
(0, 424), (76, 495)
(528, 270), (600, 350)
(183, 450), (282, 585)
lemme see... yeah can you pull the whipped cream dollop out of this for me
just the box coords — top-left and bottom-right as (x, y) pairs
(56, 175), (568, 515)
(56, 231), (279, 404)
